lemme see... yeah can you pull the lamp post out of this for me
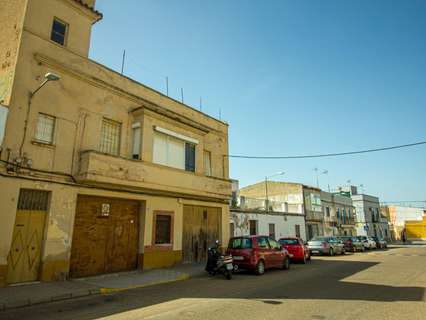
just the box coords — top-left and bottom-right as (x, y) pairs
(19, 73), (61, 156)
(265, 171), (285, 212)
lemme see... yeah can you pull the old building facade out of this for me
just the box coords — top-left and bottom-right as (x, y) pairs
(239, 181), (322, 240)
(321, 191), (356, 236)
(381, 205), (425, 240)
(0, 0), (231, 286)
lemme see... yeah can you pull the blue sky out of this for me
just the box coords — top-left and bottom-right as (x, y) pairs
(90, 0), (426, 203)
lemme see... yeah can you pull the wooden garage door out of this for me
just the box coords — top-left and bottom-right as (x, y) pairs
(70, 196), (139, 278)
(182, 206), (221, 263)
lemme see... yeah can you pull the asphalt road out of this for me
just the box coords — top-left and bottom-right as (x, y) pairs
(1, 245), (425, 320)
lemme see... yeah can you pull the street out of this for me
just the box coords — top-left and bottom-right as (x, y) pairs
(1, 246), (425, 320)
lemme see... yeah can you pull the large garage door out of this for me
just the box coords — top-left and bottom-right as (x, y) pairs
(70, 196), (139, 278)
(182, 206), (221, 263)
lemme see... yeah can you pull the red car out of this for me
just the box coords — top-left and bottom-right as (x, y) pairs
(278, 237), (311, 263)
(227, 235), (290, 275)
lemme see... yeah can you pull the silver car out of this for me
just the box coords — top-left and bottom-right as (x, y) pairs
(308, 236), (345, 256)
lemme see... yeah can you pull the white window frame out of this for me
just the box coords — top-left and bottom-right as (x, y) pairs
(203, 150), (212, 176)
(131, 122), (141, 160)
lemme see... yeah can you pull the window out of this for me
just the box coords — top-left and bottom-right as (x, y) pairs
(153, 131), (196, 172)
(268, 238), (281, 250)
(230, 222), (235, 237)
(51, 18), (67, 46)
(279, 238), (298, 245)
(228, 237), (252, 249)
(336, 208), (340, 224)
(35, 113), (55, 144)
(204, 150), (212, 176)
(249, 220), (257, 236)
(268, 223), (275, 239)
(257, 237), (270, 249)
(154, 214), (172, 244)
(185, 143), (196, 172)
(326, 207), (330, 217)
(295, 224), (301, 238)
(100, 118), (121, 156)
(0, 105), (9, 145)
(131, 123), (141, 160)
(342, 209), (346, 224)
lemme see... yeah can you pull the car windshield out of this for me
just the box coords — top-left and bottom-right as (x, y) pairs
(228, 238), (252, 249)
(279, 239), (299, 245)
(351, 237), (359, 242)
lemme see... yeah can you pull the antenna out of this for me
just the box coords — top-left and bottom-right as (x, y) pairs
(181, 88), (184, 103)
(121, 49), (126, 75)
(165, 76), (169, 96)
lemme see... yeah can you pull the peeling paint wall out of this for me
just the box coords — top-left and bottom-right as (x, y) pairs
(0, 0), (27, 105)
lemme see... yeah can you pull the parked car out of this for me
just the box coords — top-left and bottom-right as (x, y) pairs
(278, 237), (311, 263)
(372, 236), (387, 249)
(338, 236), (365, 252)
(357, 236), (376, 249)
(227, 236), (291, 275)
(307, 236), (345, 256)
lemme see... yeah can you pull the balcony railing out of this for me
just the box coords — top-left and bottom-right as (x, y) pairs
(77, 150), (231, 201)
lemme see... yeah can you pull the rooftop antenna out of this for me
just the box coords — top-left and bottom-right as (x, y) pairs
(181, 88), (184, 104)
(121, 49), (126, 75)
(165, 76), (169, 96)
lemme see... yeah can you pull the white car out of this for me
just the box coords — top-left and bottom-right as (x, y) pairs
(357, 236), (376, 249)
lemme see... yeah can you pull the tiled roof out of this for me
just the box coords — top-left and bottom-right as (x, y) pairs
(72, 0), (103, 20)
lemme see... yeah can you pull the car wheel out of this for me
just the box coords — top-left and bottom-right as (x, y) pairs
(307, 253), (311, 261)
(282, 256), (290, 270)
(256, 260), (265, 275)
(329, 248), (334, 256)
(302, 255), (307, 264)
(341, 248), (346, 255)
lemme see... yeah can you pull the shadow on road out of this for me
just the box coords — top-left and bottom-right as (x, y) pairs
(2, 259), (425, 320)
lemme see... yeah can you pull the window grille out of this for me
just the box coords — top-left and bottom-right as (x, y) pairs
(18, 189), (49, 210)
(100, 118), (121, 155)
(35, 113), (55, 144)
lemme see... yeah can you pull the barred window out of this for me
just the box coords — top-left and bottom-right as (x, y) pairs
(35, 113), (55, 144)
(155, 214), (172, 244)
(100, 118), (121, 155)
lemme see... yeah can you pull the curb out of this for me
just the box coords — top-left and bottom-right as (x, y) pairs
(99, 273), (190, 294)
(0, 274), (190, 312)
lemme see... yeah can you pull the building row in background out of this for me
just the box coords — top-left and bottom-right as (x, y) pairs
(381, 205), (426, 241)
(230, 180), (393, 241)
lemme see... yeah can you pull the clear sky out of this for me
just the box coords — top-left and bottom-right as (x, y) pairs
(90, 0), (426, 203)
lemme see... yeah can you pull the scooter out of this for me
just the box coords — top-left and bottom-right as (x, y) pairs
(205, 240), (233, 280)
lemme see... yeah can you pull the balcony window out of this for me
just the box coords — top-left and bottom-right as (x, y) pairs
(51, 18), (68, 46)
(153, 130), (196, 172)
(131, 122), (141, 160)
(268, 223), (276, 239)
(100, 118), (121, 156)
(35, 113), (55, 144)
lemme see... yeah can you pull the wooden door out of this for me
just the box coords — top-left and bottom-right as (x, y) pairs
(70, 196), (139, 278)
(7, 190), (48, 284)
(182, 206), (222, 263)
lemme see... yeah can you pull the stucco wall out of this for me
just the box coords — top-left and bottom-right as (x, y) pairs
(0, 0), (27, 105)
(230, 211), (307, 241)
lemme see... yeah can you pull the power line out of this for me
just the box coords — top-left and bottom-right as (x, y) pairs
(228, 140), (426, 159)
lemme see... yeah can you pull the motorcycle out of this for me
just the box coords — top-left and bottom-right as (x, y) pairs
(205, 240), (234, 280)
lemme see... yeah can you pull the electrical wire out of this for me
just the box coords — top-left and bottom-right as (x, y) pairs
(228, 140), (426, 159)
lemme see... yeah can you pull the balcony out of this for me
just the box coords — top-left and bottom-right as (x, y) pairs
(76, 150), (231, 201)
(306, 211), (324, 222)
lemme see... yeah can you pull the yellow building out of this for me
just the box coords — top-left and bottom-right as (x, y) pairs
(0, 0), (231, 287)
(405, 216), (426, 241)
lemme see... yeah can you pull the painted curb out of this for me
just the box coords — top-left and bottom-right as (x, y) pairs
(99, 273), (190, 294)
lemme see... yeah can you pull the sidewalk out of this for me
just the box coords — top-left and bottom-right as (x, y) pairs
(0, 264), (204, 311)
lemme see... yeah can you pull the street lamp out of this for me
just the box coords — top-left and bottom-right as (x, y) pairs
(19, 72), (61, 156)
(265, 171), (285, 212)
